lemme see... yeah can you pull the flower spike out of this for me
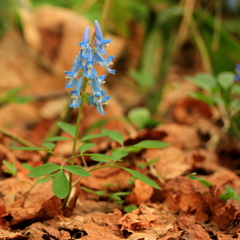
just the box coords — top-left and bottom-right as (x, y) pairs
(64, 20), (115, 114)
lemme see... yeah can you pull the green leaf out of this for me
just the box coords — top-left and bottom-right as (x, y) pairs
(81, 186), (96, 194)
(88, 153), (122, 162)
(124, 205), (138, 213)
(145, 158), (159, 166)
(52, 170), (69, 199)
(12, 95), (35, 104)
(81, 133), (106, 141)
(188, 92), (216, 106)
(128, 107), (151, 129)
(124, 146), (141, 153)
(2, 160), (17, 175)
(28, 163), (61, 178)
(22, 163), (34, 171)
(233, 196), (240, 201)
(63, 165), (90, 177)
(189, 173), (212, 188)
(79, 143), (96, 154)
(111, 149), (128, 159)
(44, 136), (72, 142)
(219, 185), (238, 201)
(5, 85), (27, 98)
(217, 72), (234, 90)
(134, 140), (170, 149)
(121, 167), (161, 190)
(41, 143), (55, 151)
(57, 121), (76, 137)
(186, 74), (217, 92)
(95, 190), (106, 196)
(102, 129), (124, 146)
(35, 176), (52, 184)
(10, 147), (47, 151)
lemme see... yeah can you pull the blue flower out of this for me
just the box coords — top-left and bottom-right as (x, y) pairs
(234, 64), (240, 81)
(78, 27), (91, 59)
(89, 95), (111, 115)
(64, 20), (115, 114)
(64, 55), (80, 88)
(69, 79), (83, 108)
(88, 75), (106, 97)
(84, 60), (97, 79)
(92, 50), (115, 74)
(94, 20), (112, 55)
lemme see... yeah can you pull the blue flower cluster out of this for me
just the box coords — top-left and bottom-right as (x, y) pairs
(234, 64), (240, 81)
(64, 20), (115, 115)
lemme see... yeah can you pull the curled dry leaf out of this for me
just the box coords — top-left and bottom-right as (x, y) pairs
(144, 147), (191, 180)
(155, 123), (201, 149)
(181, 224), (211, 240)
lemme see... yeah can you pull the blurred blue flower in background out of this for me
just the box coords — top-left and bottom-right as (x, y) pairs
(234, 64), (240, 81)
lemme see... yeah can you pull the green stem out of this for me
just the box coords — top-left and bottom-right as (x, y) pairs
(0, 127), (37, 148)
(61, 80), (88, 209)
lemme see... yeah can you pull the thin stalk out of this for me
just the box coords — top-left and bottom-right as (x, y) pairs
(0, 127), (37, 148)
(61, 80), (88, 209)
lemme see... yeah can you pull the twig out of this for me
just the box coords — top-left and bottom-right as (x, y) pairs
(0, 126), (37, 148)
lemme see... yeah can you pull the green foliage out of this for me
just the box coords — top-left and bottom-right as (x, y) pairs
(52, 170), (69, 198)
(44, 136), (72, 142)
(79, 143), (96, 154)
(81, 133), (106, 141)
(124, 205), (138, 213)
(88, 153), (122, 162)
(62, 165), (90, 177)
(219, 185), (240, 201)
(11, 146), (47, 151)
(41, 143), (56, 151)
(28, 163), (61, 178)
(189, 173), (212, 188)
(111, 149), (129, 159)
(121, 167), (161, 190)
(0, 86), (35, 107)
(57, 121), (76, 137)
(2, 160), (17, 176)
(22, 163), (34, 171)
(134, 140), (170, 149)
(128, 107), (151, 129)
(137, 158), (159, 169)
(187, 71), (240, 140)
(102, 129), (124, 146)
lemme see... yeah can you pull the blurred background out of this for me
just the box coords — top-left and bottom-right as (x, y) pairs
(0, 0), (240, 131)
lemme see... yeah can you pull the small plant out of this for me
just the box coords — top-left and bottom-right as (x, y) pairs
(10, 20), (169, 210)
(187, 66), (240, 142)
(189, 173), (240, 202)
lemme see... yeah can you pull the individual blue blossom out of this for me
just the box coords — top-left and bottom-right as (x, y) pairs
(78, 27), (91, 59)
(64, 55), (80, 88)
(92, 50), (116, 74)
(234, 64), (240, 81)
(89, 95), (111, 115)
(84, 59), (97, 79)
(69, 79), (83, 108)
(88, 75), (106, 97)
(94, 20), (112, 55)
